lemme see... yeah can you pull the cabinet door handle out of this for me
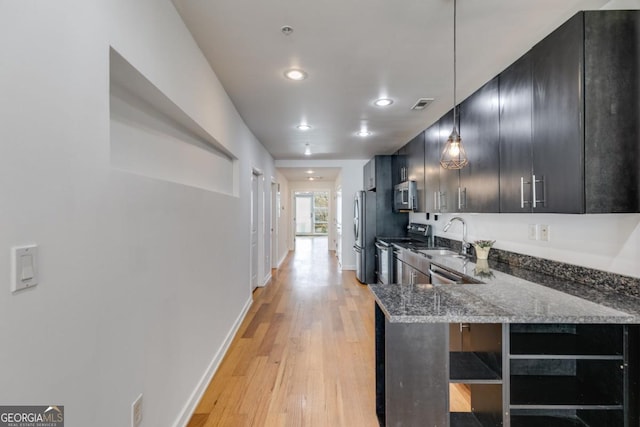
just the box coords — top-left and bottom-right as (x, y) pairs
(520, 176), (525, 209)
(457, 187), (462, 210)
(532, 175), (545, 208)
(532, 174), (537, 208)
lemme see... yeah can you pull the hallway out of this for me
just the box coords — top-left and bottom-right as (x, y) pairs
(187, 237), (378, 426)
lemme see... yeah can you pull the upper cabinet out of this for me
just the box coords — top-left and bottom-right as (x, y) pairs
(582, 11), (639, 213)
(402, 10), (640, 214)
(459, 77), (500, 213)
(530, 12), (584, 213)
(424, 122), (441, 213)
(499, 52), (534, 213)
(363, 157), (377, 191)
(406, 132), (426, 212)
(501, 11), (640, 214)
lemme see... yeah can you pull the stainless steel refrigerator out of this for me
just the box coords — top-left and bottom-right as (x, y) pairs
(353, 190), (370, 283)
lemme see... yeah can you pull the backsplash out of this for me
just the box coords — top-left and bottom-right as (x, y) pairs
(435, 236), (640, 299)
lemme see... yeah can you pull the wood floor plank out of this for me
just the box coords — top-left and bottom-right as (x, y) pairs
(189, 237), (460, 427)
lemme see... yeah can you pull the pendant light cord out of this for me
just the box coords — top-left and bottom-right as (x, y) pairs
(453, 0), (457, 126)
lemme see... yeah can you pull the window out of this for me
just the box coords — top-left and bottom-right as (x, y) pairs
(295, 191), (330, 236)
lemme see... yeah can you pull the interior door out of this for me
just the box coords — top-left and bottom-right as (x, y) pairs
(250, 173), (259, 290)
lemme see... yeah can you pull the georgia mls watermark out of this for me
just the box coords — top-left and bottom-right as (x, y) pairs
(0, 406), (64, 427)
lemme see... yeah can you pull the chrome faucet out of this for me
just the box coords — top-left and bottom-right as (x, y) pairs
(443, 216), (470, 256)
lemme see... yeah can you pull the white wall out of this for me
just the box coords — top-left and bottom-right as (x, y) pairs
(410, 212), (640, 279)
(275, 171), (291, 267)
(0, 1), (274, 426)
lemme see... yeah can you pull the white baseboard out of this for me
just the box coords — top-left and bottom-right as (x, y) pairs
(173, 295), (253, 427)
(260, 272), (272, 287)
(341, 264), (356, 271)
(277, 251), (289, 268)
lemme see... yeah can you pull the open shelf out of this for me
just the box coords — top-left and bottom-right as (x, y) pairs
(510, 333), (622, 358)
(509, 324), (623, 358)
(450, 412), (484, 427)
(510, 375), (623, 407)
(510, 408), (624, 427)
(510, 415), (587, 427)
(450, 352), (502, 383)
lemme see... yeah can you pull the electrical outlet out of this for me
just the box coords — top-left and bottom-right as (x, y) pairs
(528, 224), (538, 240)
(132, 394), (143, 427)
(539, 225), (550, 241)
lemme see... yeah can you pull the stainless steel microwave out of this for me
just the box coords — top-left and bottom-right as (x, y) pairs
(394, 181), (417, 212)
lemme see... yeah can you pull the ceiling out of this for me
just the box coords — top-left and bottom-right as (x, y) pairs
(277, 167), (341, 183)
(173, 0), (623, 166)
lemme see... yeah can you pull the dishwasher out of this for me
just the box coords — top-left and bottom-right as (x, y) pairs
(428, 264), (465, 285)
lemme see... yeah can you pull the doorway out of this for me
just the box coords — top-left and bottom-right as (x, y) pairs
(250, 170), (261, 291)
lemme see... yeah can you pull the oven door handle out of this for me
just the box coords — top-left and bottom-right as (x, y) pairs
(375, 242), (389, 251)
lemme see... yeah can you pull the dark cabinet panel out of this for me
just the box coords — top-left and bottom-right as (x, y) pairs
(531, 13), (584, 214)
(406, 132), (425, 212)
(363, 158), (376, 191)
(392, 147), (407, 187)
(459, 77), (500, 213)
(499, 53), (534, 213)
(438, 109), (460, 213)
(424, 123), (441, 212)
(583, 11), (640, 213)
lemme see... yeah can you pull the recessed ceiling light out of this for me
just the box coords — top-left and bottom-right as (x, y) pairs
(297, 124), (312, 131)
(357, 130), (371, 137)
(374, 98), (394, 107)
(285, 69), (307, 81)
(306, 170), (314, 174)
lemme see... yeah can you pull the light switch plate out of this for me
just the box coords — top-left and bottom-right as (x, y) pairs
(528, 224), (538, 240)
(11, 245), (38, 293)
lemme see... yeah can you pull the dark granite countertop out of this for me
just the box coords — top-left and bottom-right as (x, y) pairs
(370, 252), (640, 324)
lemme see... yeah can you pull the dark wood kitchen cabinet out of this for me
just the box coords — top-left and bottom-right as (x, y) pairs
(424, 122), (441, 212)
(459, 76), (500, 213)
(405, 132), (425, 212)
(499, 52), (534, 213)
(392, 146), (407, 187)
(363, 157), (377, 191)
(500, 10), (640, 214)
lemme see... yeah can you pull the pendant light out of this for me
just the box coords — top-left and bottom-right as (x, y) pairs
(440, 0), (468, 170)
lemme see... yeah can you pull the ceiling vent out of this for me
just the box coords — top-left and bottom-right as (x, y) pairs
(411, 98), (434, 111)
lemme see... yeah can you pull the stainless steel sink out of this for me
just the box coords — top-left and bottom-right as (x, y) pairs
(418, 248), (458, 257)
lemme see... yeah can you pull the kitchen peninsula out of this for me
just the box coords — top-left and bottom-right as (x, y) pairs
(370, 252), (640, 427)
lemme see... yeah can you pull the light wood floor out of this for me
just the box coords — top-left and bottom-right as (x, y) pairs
(187, 236), (469, 427)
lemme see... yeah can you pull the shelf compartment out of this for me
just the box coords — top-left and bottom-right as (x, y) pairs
(450, 412), (484, 427)
(510, 373), (623, 407)
(509, 324), (623, 357)
(450, 352), (502, 383)
(450, 384), (502, 427)
(510, 408), (623, 427)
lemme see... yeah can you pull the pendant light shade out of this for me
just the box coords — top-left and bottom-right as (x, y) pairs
(440, 0), (468, 170)
(440, 126), (468, 169)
